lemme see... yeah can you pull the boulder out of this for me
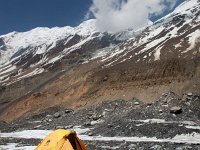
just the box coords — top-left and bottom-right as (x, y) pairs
(92, 115), (102, 121)
(150, 145), (162, 150)
(187, 93), (193, 97)
(65, 109), (73, 114)
(34, 124), (42, 129)
(170, 107), (182, 114)
(88, 132), (93, 136)
(134, 102), (140, 105)
(107, 124), (113, 128)
(163, 99), (168, 104)
(54, 112), (61, 118)
(48, 119), (52, 122)
(65, 125), (73, 129)
(83, 122), (92, 127)
(102, 76), (108, 81)
(46, 115), (52, 118)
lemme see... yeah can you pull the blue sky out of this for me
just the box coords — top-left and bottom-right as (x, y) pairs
(0, 0), (184, 35)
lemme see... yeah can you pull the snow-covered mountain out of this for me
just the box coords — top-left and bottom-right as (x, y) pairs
(0, 16), (141, 85)
(0, 0), (199, 86)
(0, 19), (122, 84)
(101, 0), (200, 67)
(0, 19), (97, 65)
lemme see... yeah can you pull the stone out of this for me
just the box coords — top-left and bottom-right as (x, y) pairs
(107, 124), (113, 128)
(83, 122), (92, 127)
(65, 125), (73, 129)
(185, 102), (191, 106)
(56, 126), (64, 129)
(87, 112), (95, 116)
(172, 114), (176, 117)
(65, 109), (73, 114)
(92, 116), (99, 121)
(115, 103), (119, 107)
(182, 94), (188, 101)
(92, 115), (102, 121)
(187, 97), (192, 101)
(128, 144), (136, 148)
(104, 109), (110, 112)
(88, 132), (93, 136)
(88, 116), (93, 119)
(163, 99), (168, 104)
(48, 119), (52, 122)
(186, 146), (193, 149)
(134, 102), (140, 105)
(34, 124), (42, 129)
(187, 93), (193, 97)
(46, 115), (52, 118)
(150, 145), (162, 150)
(176, 147), (184, 150)
(54, 112), (61, 118)
(170, 106), (182, 114)
(162, 104), (168, 107)
(102, 76), (108, 81)
(159, 109), (163, 113)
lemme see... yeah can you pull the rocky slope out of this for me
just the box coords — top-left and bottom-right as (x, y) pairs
(1, 92), (200, 150)
(0, 0), (200, 122)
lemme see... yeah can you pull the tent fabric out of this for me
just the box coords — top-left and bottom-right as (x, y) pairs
(35, 129), (88, 150)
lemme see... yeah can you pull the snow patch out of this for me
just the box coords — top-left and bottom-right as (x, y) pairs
(47, 55), (62, 64)
(0, 130), (52, 139)
(129, 119), (197, 125)
(0, 143), (36, 150)
(185, 125), (200, 130)
(35, 44), (47, 55)
(80, 132), (200, 144)
(16, 68), (45, 81)
(184, 29), (200, 53)
(0, 65), (16, 76)
(154, 47), (162, 61)
(91, 46), (115, 60)
(174, 43), (182, 49)
(1, 129), (200, 146)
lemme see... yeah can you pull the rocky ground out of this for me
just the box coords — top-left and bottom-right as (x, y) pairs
(1, 91), (200, 150)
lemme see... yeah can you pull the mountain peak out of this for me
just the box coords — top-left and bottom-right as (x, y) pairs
(75, 19), (98, 35)
(0, 19), (100, 66)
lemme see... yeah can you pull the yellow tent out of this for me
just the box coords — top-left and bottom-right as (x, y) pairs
(35, 129), (88, 150)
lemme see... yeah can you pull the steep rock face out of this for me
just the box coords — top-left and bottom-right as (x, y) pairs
(1, 0), (200, 121)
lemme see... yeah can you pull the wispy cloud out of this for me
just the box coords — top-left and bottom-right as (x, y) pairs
(86, 0), (177, 33)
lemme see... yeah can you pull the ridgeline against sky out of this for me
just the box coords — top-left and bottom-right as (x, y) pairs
(0, 0), (184, 35)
